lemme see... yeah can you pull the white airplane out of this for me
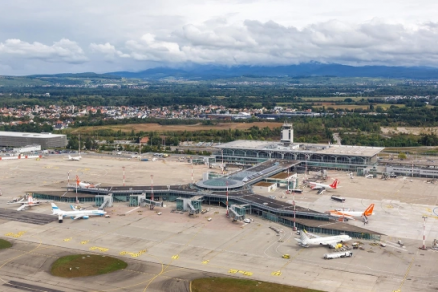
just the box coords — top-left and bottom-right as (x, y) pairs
(7, 194), (42, 211)
(309, 179), (340, 191)
(76, 175), (101, 189)
(51, 203), (106, 223)
(295, 230), (352, 248)
(68, 155), (82, 161)
(327, 204), (375, 221)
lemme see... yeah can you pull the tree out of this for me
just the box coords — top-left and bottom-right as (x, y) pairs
(398, 152), (407, 160)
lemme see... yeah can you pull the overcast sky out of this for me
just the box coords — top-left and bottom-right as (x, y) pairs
(1, 0), (438, 75)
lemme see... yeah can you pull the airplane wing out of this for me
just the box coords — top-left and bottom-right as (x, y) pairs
(73, 215), (84, 220)
(17, 204), (27, 211)
(326, 241), (339, 248)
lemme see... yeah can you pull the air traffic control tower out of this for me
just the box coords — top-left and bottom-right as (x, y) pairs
(280, 122), (293, 146)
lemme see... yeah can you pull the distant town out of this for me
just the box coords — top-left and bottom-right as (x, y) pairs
(0, 94), (434, 131)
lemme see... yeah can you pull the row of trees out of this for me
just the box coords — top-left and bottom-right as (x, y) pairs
(340, 132), (438, 147)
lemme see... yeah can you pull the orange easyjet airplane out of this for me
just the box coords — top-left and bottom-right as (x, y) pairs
(326, 204), (374, 221)
(76, 175), (101, 189)
(309, 179), (340, 191)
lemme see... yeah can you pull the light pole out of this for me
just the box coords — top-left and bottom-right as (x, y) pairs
(221, 149), (224, 175)
(150, 175), (154, 210)
(122, 166), (125, 186)
(226, 180), (229, 217)
(293, 189), (297, 231)
(421, 216), (427, 250)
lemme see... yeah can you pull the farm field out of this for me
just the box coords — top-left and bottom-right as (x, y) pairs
(68, 122), (283, 134)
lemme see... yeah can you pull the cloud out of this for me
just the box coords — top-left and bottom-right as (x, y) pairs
(1, 1), (438, 74)
(90, 42), (130, 59)
(103, 19), (438, 68)
(0, 38), (87, 63)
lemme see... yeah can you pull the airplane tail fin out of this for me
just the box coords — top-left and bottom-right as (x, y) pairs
(28, 194), (33, 203)
(68, 155), (72, 159)
(300, 229), (310, 244)
(364, 204), (375, 216)
(76, 175), (80, 185)
(51, 203), (61, 213)
(330, 179), (339, 189)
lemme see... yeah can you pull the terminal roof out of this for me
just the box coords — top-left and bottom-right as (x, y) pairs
(215, 140), (384, 157)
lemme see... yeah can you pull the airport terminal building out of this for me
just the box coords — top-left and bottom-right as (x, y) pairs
(0, 131), (67, 149)
(214, 123), (384, 172)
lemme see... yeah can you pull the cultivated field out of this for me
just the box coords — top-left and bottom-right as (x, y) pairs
(68, 122), (283, 134)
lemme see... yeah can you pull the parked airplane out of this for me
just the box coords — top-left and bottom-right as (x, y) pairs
(327, 204), (375, 221)
(68, 155), (82, 161)
(295, 230), (352, 248)
(51, 203), (106, 223)
(309, 179), (340, 191)
(76, 176), (100, 189)
(7, 194), (42, 211)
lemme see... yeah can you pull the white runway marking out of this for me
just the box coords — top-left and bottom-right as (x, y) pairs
(126, 207), (140, 214)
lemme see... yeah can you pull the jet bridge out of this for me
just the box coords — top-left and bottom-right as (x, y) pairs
(95, 194), (113, 209)
(228, 204), (246, 221)
(176, 196), (202, 214)
(129, 193), (163, 208)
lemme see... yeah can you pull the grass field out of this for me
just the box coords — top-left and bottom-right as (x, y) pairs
(191, 278), (323, 292)
(0, 239), (12, 249)
(51, 254), (127, 278)
(68, 122), (283, 134)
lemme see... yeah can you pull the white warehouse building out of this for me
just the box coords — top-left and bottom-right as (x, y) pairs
(0, 131), (67, 149)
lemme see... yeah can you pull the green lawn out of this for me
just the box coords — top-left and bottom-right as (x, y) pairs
(191, 278), (324, 292)
(51, 254), (127, 278)
(0, 239), (12, 249)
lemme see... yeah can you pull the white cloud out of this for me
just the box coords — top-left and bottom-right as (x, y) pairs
(2, 0), (438, 74)
(106, 19), (438, 67)
(90, 42), (130, 59)
(0, 38), (87, 63)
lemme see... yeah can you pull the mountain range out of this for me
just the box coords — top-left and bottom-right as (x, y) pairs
(108, 63), (438, 80)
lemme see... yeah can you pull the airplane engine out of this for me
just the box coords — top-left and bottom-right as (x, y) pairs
(58, 215), (63, 223)
(83, 216), (89, 219)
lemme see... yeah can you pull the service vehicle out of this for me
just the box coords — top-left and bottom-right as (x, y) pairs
(323, 251), (353, 259)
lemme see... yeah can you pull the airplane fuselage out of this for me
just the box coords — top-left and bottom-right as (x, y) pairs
(297, 235), (352, 247)
(57, 209), (105, 217)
